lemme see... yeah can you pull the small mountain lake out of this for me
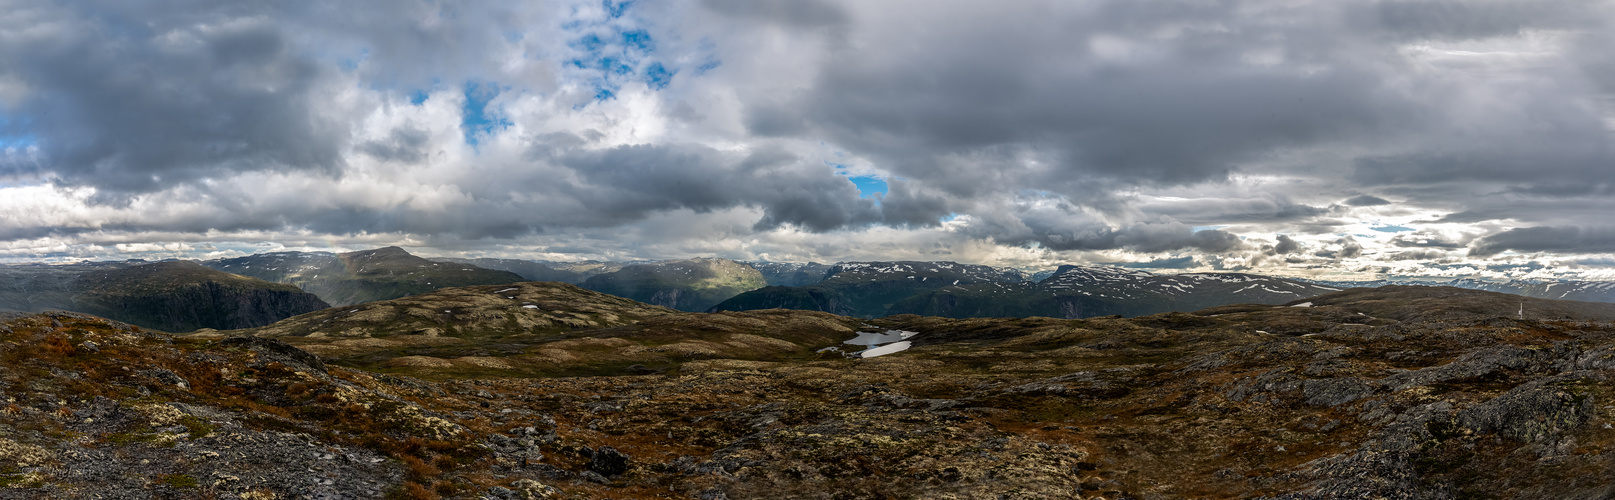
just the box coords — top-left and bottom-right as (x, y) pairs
(819, 329), (919, 358)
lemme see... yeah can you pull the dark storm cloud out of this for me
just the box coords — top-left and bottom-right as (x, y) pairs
(718, 0), (1615, 251)
(1029, 224), (1245, 254)
(1103, 256), (1199, 269)
(1145, 197), (1334, 225)
(1469, 226), (1615, 257)
(559, 143), (887, 232)
(1389, 232), (1468, 249)
(1314, 237), (1363, 259)
(358, 127), (432, 164)
(1386, 250), (1446, 261)
(1271, 235), (1304, 255)
(1343, 195), (1392, 207)
(0, 2), (345, 194)
(756, 0), (1419, 203)
(702, 0), (848, 29)
(5, 0), (1615, 268)
(1359, 0), (1592, 40)
(0, 0), (556, 197)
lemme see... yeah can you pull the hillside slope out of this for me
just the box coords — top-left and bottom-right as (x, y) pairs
(581, 258), (766, 312)
(205, 247), (525, 306)
(0, 261), (328, 332)
(223, 280), (864, 378)
(744, 261), (834, 287)
(432, 257), (588, 284)
(711, 261), (1027, 317)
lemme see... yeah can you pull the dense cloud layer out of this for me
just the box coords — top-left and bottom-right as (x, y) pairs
(1, 0), (1613, 279)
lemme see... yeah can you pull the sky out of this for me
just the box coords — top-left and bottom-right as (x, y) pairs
(2, 0), (1615, 281)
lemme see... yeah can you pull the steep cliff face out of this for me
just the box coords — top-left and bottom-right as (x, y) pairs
(67, 261), (330, 332)
(73, 281), (329, 333)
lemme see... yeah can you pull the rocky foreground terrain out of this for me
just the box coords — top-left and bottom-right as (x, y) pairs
(5, 285), (1615, 498)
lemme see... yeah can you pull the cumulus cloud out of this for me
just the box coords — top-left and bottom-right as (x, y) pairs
(1, 0), (1614, 277)
(1343, 195), (1392, 207)
(1271, 235), (1305, 255)
(1469, 226), (1615, 257)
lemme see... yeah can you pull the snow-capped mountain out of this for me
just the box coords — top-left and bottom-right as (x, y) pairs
(743, 261), (835, 287)
(1312, 277), (1615, 304)
(711, 261), (1030, 317)
(887, 266), (1340, 319)
(714, 262), (1338, 319)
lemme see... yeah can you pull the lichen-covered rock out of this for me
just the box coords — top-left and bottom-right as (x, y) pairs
(1458, 374), (1597, 442)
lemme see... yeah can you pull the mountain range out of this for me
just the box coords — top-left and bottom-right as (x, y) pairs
(0, 260), (327, 332)
(21, 245), (1615, 339)
(890, 264), (1341, 318)
(713, 261), (1340, 319)
(1313, 277), (1615, 304)
(202, 246), (526, 306)
(578, 258), (766, 312)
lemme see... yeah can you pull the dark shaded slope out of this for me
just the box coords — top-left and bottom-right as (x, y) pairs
(891, 267), (1340, 319)
(0, 261), (327, 332)
(1291, 285), (1615, 322)
(433, 257), (587, 284)
(206, 247), (526, 306)
(581, 258), (765, 312)
(711, 261), (1024, 317)
(68, 261), (330, 332)
(744, 261), (834, 287)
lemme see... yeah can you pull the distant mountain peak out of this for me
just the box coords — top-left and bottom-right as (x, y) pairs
(343, 246), (412, 259)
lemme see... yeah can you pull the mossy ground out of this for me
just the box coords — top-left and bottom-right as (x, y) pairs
(7, 286), (1615, 498)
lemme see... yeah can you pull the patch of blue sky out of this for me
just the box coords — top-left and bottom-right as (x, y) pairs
(1191, 225), (1226, 232)
(408, 89), (430, 105)
(848, 176), (888, 199)
(603, 0), (633, 18)
(1370, 224), (1414, 233)
(0, 135), (35, 149)
(0, 115), (35, 149)
(940, 213), (961, 223)
(561, 1), (691, 103)
(642, 63), (675, 90)
(621, 29), (654, 51)
(461, 81), (511, 147)
(570, 33), (607, 53)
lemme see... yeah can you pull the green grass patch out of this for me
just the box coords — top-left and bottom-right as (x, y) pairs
(178, 415), (214, 439)
(159, 474), (198, 489)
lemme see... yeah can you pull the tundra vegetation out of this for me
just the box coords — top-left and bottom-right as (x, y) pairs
(3, 285), (1615, 498)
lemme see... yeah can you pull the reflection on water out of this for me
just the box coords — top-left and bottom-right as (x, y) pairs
(860, 341), (911, 358)
(840, 329), (919, 358)
(843, 330), (916, 346)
